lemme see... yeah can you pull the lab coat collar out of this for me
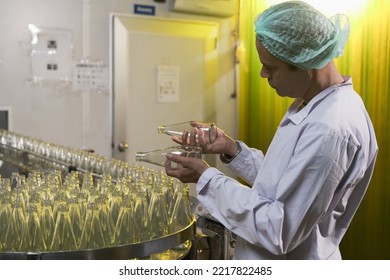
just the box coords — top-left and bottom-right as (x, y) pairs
(281, 76), (353, 126)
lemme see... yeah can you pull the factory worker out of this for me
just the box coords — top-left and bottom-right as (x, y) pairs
(165, 1), (378, 259)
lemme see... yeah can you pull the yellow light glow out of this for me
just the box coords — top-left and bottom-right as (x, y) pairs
(265, 0), (367, 17)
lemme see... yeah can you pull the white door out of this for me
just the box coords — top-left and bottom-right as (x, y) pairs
(110, 14), (218, 169)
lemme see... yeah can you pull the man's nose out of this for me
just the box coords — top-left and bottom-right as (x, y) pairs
(260, 67), (269, 78)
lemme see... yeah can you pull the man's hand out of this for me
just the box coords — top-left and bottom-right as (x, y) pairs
(172, 126), (238, 157)
(165, 153), (210, 183)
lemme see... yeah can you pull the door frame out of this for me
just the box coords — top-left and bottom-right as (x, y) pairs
(109, 13), (219, 163)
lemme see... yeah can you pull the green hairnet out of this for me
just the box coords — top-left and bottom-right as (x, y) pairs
(254, 1), (350, 70)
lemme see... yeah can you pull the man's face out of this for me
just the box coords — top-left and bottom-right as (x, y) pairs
(256, 39), (311, 99)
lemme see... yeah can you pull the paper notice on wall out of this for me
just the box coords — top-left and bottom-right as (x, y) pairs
(73, 61), (108, 92)
(157, 64), (179, 103)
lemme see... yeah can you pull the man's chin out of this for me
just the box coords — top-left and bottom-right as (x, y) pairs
(274, 89), (284, 97)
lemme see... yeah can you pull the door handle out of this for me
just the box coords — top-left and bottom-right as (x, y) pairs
(117, 142), (129, 152)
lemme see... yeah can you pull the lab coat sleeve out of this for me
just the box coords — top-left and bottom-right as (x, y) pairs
(196, 125), (361, 255)
(222, 140), (265, 186)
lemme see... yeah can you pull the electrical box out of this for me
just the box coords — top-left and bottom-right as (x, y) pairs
(172, 0), (239, 17)
(0, 108), (10, 130)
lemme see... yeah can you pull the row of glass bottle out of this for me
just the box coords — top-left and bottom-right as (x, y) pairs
(0, 168), (192, 253)
(0, 128), (133, 178)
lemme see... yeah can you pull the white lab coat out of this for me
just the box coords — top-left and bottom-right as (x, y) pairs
(196, 77), (378, 259)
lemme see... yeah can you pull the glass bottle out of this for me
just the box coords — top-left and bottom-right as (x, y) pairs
(27, 190), (41, 211)
(158, 120), (217, 143)
(68, 197), (83, 247)
(52, 191), (68, 221)
(0, 196), (12, 250)
(136, 145), (202, 168)
(159, 178), (174, 217)
(40, 198), (55, 248)
(10, 172), (24, 190)
(3, 201), (26, 252)
(96, 195), (114, 247)
(50, 204), (78, 251)
(20, 204), (47, 252)
(132, 190), (150, 242)
(81, 171), (94, 191)
(113, 198), (136, 246)
(108, 189), (123, 228)
(148, 189), (169, 240)
(77, 191), (88, 222)
(168, 184), (193, 233)
(79, 202), (106, 250)
(1, 177), (11, 192)
(11, 174), (27, 213)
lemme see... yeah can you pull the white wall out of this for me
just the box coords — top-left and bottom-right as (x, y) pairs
(0, 0), (238, 161)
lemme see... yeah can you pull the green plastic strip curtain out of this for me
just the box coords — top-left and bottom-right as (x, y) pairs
(238, 0), (390, 259)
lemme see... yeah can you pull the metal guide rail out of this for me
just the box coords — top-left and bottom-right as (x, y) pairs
(0, 143), (105, 179)
(0, 218), (196, 260)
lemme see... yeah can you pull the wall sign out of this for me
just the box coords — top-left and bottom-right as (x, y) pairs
(29, 24), (73, 82)
(157, 64), (180, 103)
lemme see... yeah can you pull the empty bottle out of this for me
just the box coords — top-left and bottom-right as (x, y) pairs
(3, 201), (26, 252)
(0, 196), (13, 250)
(158, 120), (217, 143)
(50, 204), (78, 251)
(169, 185), (192, 233)
(68, 197), (83, 246)
(114, 198), (136, 245)
(136, 145), (202, 168)
(148, 190), (169, 240)
(79, 202), (106, 250)
(20, 204), (47, 252)
(40, 199), (55, 248)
